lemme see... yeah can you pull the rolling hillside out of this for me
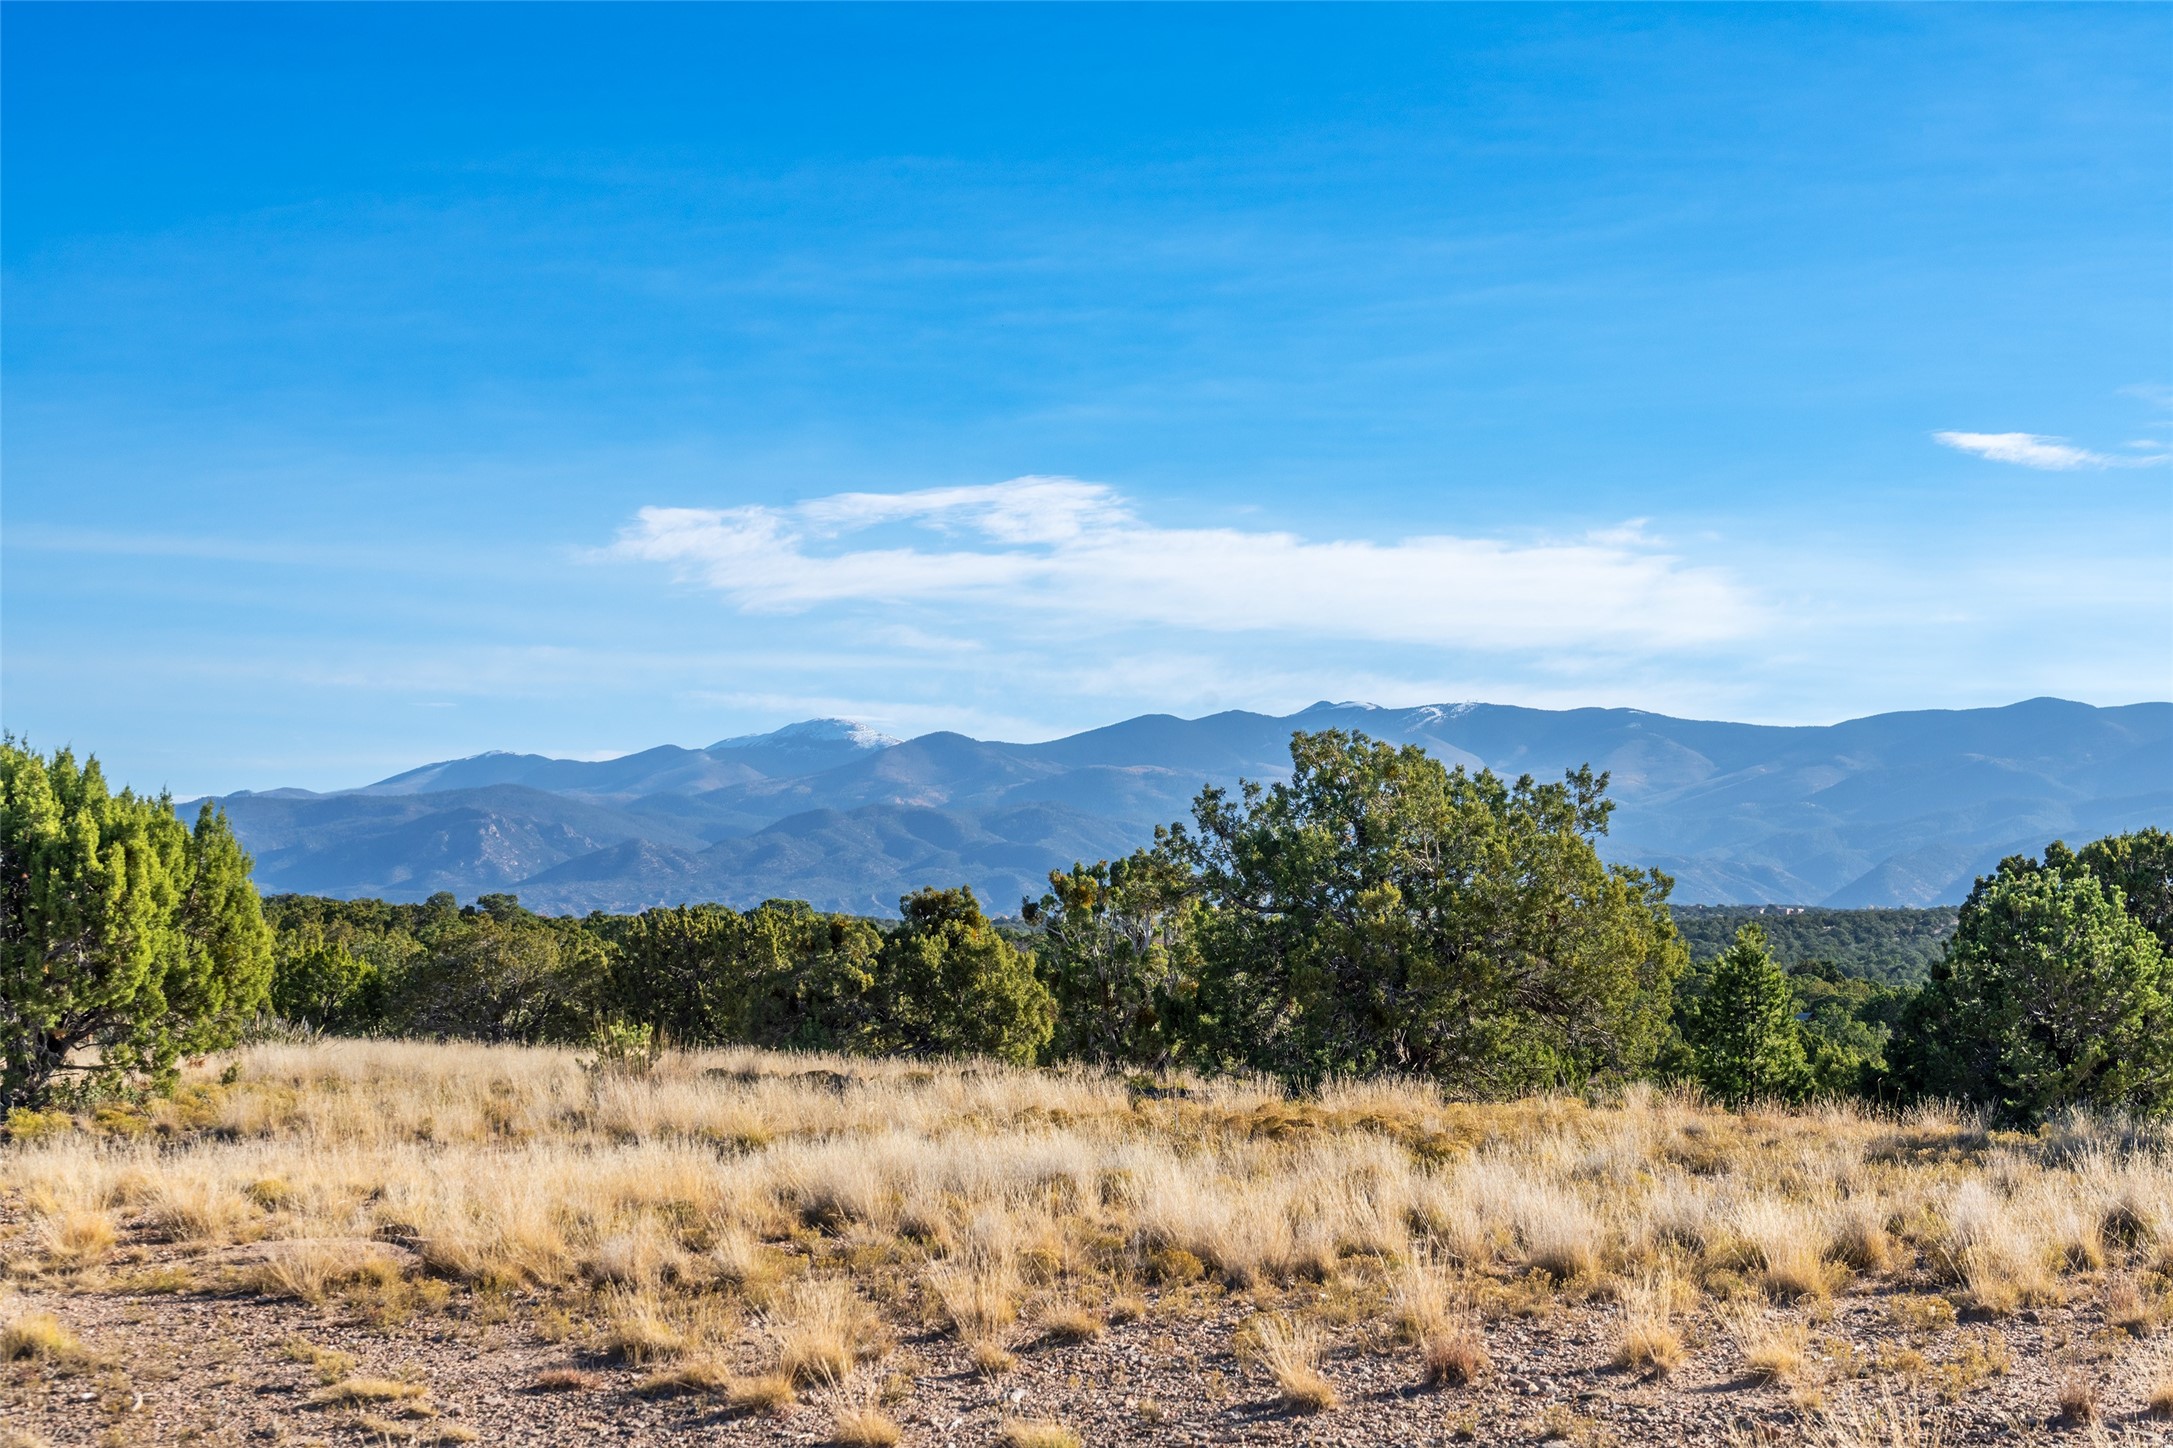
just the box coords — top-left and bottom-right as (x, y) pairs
(193, 699), (2173, 915)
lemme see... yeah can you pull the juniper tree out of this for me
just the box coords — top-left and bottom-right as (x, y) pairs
(1681, 924), (1809, 1106)
(1164, 730), (1684, 1091)
(1897, 848), (2172, 1124)
(877, 886), (1054, 1064)
(1, 741), (273, 1108)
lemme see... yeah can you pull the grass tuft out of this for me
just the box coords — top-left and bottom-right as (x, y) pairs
(0, 1310), (82, 1364)
(833, 1405), (903, 1446)
(1612, 1274), (1685, 1378)
(1036, 1302), (1104, 1344)
(1731, 1307), (1808, 1386)
(529, 1367), (603, 1392)
(726, 1372), (798, 1413)
(2054, 1374), (2096, 1425)
(1420, 1317), (1490, 1388)
(308, 1375), (427, 1405)
(1250, 1315), (1338, 1413)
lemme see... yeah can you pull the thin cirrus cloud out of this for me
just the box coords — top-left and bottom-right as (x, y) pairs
(1932, 430), (2167, 470)
(606, 477), (1760, 652)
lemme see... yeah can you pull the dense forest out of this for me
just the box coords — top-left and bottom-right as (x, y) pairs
(7, 733), (2170, 1124)
(1670, 905), (1956, 983)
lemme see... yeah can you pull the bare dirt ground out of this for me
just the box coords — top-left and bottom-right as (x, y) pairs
(5, 1042), (2173, 1446)
(8, 1263), (2173, 1445)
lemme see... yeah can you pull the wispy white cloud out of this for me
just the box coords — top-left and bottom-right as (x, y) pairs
(2117, 382), (2173, 415)
(1933, 430), (2168, 470)
(1934, 431), (2107, 470)
(606, 477), (1759, 652)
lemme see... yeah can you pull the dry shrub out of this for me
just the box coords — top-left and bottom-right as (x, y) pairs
(1943, 1181), (2061, 1315)
(2105, 1275), (2158, 1336)
(1036, 1302), (1104, 1343)
(1520, 1191), (1603, 1282)
(582, 1224), (686, 1287)
(726, 1373), (798, 1413)
(1249, 1315), (1337, 1412)
(1730, 1307), (1808, 1385)
(997, 1419), (1082, 1448)
(2148, 1348), (2173, 1420)
(529, 1368), (602, 1392)
(1612, 1275), (1686, 1378)
(1391, 1250), (1452, 1345)
(1737, 1198), (1830, 1301)
(280, 1336), (356, 1384)
(37, 1208), (117, 1268)
(826, 1372), (902, 1446)
(0, 1309), (82, 1364)
(1420, 1317), (1489, 1388)
(705, 1229), (779, 1293)
(143, 1174), (257, 1242)
(254, 1238), (403, 1304)
(308, 1376), (426, 1405)
(1145, 1245), (1205, 1284)
(768, 1278), (883, 1386)
(636, 1357), (735, 1397)
(930, 1260), (1018, 1346)
(1885, 1294), (1957, 1334)
(600, 1287), (689, 1364)
(2053, 1374), (2096, 1425)
(1828, 1197), (1897, 1274)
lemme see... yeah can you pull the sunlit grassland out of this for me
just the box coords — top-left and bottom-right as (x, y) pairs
(5, 1040), (2173, 1436)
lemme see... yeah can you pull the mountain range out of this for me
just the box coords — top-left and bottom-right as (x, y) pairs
(191, 698), (2173, 915)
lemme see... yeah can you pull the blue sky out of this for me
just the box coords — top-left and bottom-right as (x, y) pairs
(4, 3), (2169, 795)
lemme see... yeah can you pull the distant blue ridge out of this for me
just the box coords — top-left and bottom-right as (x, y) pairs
(189, 697), (2172, 916)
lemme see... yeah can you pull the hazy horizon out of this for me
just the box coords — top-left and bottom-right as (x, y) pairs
(184, 693), (2173, 803)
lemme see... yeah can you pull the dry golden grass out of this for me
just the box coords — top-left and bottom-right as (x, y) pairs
(308, 1374), (426, 1405)
(528, 1367), (603, 1392)
(997, 1419), (1082, 1448)
(1248, 1314), (1338, 1412)
(1419, 1316), (1490, 1388)
(1731, 1306), (1809, 1386)
(767, 1277), (882, 1385)
(724, 1371), (798, 1412)
(0, 1308), (82, 1364)
(2104, 1274), (2159, 1336)
(1612, 1274), (1686, 1378)
(1036, 1301), (1104, 1343)
(2053, 1373), (2098, 1425)
(826, 1371), (904, 1446)
(7, 1039), (2173, 1439)
(833, 1404), (903, 1446)
(2148, 1354), (2173, 1420)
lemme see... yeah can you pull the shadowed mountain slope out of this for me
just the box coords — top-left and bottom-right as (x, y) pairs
(194, 700), (2172, 914)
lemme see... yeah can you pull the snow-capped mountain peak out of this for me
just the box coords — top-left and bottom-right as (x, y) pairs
(708, 718), (903, 753)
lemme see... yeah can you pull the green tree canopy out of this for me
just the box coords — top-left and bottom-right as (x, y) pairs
(2, 741), (274, 1107)
(1024, 851), (1205, 1068)
(1896, 848), (2172, 1124)
(2077, 828), (2173, 955)
(378, 896), (611, 1045)
(605, 899), (880, 1050)
(1165, 730), (1685, 1091)
(877, 886), (1054, 1064)
(1678, 924), (1809, 1105)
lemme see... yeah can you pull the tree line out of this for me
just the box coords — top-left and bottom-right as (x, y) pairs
(1669, 904), (1956, 986)
(6, 733), (2169, 1126)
